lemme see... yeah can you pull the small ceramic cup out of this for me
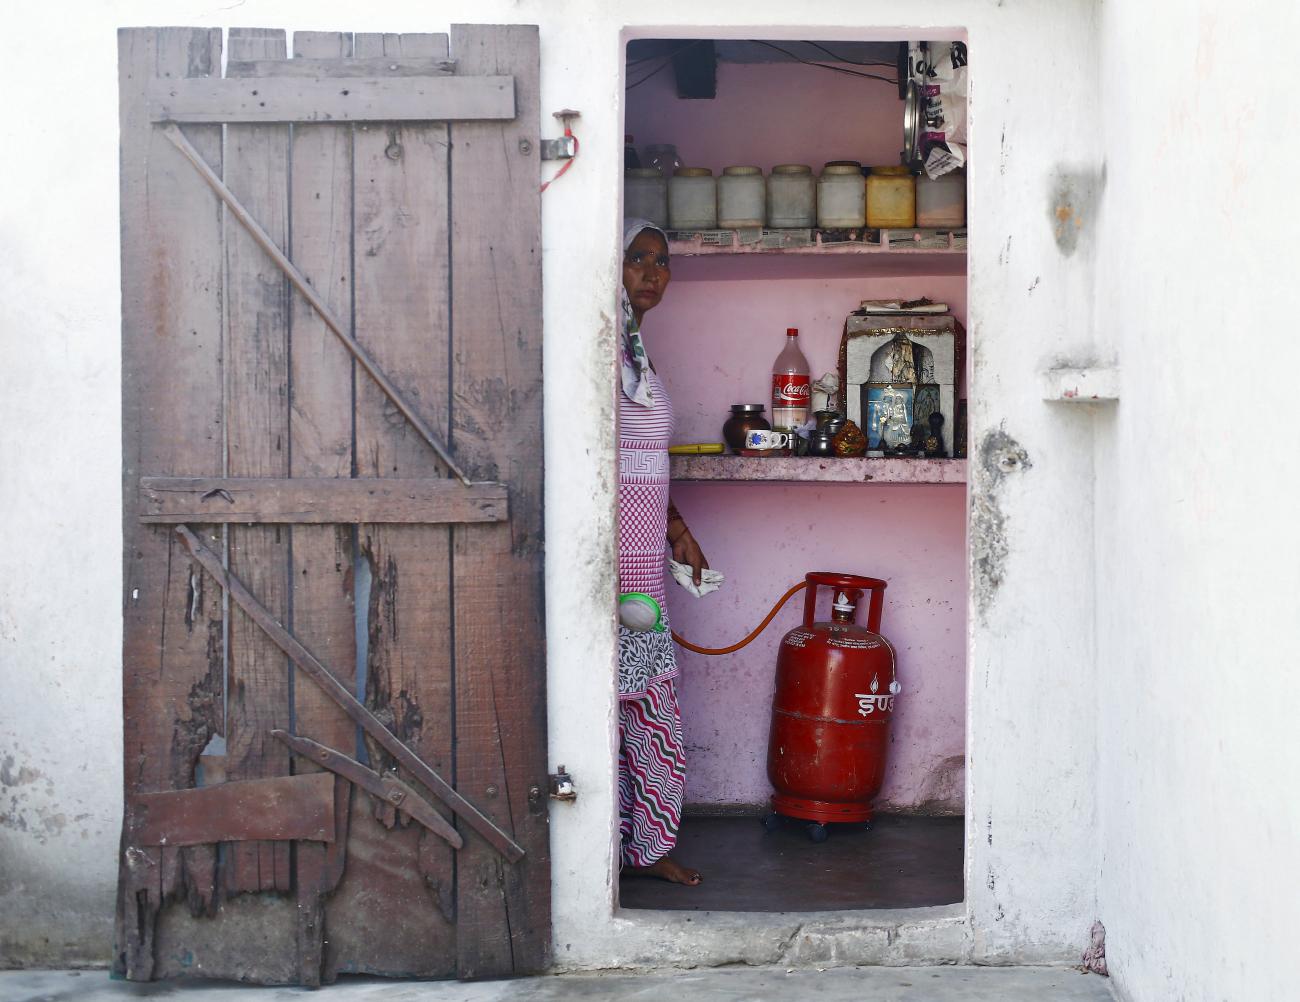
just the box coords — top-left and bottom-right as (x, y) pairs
(744, 429), (793, 450)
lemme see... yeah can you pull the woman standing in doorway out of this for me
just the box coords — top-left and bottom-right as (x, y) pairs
(618, 219), (709, 886)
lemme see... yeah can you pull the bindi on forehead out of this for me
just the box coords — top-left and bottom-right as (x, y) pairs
(629, 230), (668, 256)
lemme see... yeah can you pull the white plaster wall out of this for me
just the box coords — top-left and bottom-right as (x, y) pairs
(1093, 3), (1300, 1001)
(0, 0), (1104, 972)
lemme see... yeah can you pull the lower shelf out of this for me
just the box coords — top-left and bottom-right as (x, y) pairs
(670, 455), (967, 484)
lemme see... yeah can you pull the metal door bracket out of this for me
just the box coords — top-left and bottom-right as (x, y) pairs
(548, 766), (576, 801)
(541, 136), (576, 161)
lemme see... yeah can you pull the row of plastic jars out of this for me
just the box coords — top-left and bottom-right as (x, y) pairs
(626, 164), (965, 231)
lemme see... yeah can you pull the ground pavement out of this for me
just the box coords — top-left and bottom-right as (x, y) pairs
(1, 966), (1113, 1001)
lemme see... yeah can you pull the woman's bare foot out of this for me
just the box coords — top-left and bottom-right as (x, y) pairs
(624, 856), (702, 885)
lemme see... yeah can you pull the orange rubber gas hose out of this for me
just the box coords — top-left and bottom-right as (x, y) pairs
(671, 581), (808, 656)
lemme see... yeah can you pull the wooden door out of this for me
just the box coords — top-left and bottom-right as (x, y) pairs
(115, 25), (546, 984)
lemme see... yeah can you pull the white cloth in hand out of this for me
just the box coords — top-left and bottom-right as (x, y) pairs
(668, 558), (724, 598)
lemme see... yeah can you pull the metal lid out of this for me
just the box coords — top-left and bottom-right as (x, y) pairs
(625, 167), (662, 178)
(824, 159), (862, 168)
(722, 165), (763, 176)
(729, 403), (766, 413)
(673, 166), (713, 177)
(822, 164), (864, 176)
(772, 164), (812, 175)
(870, 165), (912, 176)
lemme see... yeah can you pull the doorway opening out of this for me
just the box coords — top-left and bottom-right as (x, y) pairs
(619, 35), (969, 914)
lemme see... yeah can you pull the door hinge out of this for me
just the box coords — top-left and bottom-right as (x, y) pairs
(548, 766), (577, 802)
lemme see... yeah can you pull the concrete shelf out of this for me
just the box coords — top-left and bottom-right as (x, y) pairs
(665, 230), (967, 280)
(670, 454), (967, 484)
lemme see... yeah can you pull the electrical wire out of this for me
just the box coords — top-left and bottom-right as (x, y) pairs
(802, 40), (896, 68)
(625, 39), (712, 90)
(540, 127), (579, 193)
(625, 54), (676, 91)
(753, 40), (898, 85)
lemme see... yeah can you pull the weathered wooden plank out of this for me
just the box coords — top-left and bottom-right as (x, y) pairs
(148, 74), (514, 122)
(127, 773), (336, 846)
(449, 24), (550, 980)
(330, 30), (460, 980)
(227, 56), (454, 78)
(223, 26), (292, 897)
(174, 526), (523, 862)
(286, 29), (357, 988)
(138, 477), (508, 524)
(116, 26), (226, 982)
(162, 122), (471, 485)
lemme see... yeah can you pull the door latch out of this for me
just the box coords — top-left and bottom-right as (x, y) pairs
(548, 766), (577, 802)
(541, 109), (580, 161)
(540, 136), (577, 161)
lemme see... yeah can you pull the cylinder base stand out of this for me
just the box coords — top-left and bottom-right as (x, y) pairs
(771, 793), (874, 825)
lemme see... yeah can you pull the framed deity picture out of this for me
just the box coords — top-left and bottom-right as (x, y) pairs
(862, 383), (914, 450)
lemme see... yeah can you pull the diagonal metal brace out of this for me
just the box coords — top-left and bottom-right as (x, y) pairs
(175, 525), (525, 863)
(162, 122), (474, 487)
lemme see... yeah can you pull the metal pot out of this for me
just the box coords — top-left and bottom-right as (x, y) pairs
(807, 429), (836, 457)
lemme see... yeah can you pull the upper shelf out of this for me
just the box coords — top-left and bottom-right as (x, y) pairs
(666, 228), (967, 280)
(671, 455), (967, 484)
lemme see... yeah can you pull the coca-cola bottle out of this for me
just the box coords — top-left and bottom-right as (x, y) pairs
(771, 327), (811, 434)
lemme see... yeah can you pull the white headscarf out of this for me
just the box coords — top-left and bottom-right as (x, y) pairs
(621, 218), (668, 407)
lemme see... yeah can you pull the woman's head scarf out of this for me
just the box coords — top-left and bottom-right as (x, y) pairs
(621, 218), (668, 407)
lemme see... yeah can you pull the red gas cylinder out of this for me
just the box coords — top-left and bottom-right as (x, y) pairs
(766, 572), (897, 836)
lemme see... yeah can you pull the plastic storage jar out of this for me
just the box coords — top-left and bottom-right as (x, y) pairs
(866, 166), (916, 228)
(668, 167), (717, 230)
(625, 168), (668, 227)
(718, 166), (765, 228)
(915, 169), (966, 227)
(766, 164), (816, 228)
(817, 164), (866, 228)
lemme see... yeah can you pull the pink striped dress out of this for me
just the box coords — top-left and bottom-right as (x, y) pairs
(618, 368), (686, 867)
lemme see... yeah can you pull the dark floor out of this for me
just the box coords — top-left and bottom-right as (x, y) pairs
(619, 813), (964, 912)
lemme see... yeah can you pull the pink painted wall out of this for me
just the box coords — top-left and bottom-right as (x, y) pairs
(642, 273), (968, 814)
(627, 54), (969, 814)
(627, 59), (907, 174)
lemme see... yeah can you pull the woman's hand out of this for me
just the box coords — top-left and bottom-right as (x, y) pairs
(669, 525), (709, 587)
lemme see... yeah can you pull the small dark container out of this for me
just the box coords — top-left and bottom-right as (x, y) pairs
(807, 429), (836, 457)
(814, 410), (846, 437)
(723, 404), (770, 453)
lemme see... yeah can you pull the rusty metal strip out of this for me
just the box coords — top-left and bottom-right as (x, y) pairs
(272, 730), (463, 850)
(175, 525), (525, 862)
(126, 773), (336, 846)
(161, 123), (474, 487)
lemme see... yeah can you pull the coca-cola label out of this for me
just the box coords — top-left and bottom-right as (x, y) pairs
(772, 374), (810, 404)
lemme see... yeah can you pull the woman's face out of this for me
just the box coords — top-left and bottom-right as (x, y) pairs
(623, 229), (671, 318)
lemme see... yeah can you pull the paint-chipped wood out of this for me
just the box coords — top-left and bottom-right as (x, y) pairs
(162, 122), (472, 485)
(148, 73), (515, 123)
(332, 30), (460, 979)
(127, 773), (336, 846)
(226, 56), (455, 78)
(449, 23), (550, 980)
(116, 26), (226, 982)
(175, 526), (522, 862)
(285, 29), (357, 987)
(138, 477), (508, 524)
(119, 25), (549, 984)
(222, 26), (293, 898)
